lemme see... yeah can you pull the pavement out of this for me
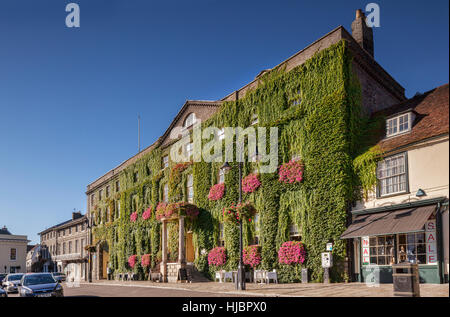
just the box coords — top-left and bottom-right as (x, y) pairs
(61, 279), (449, 297)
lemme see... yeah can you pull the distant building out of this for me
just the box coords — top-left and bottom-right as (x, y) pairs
(0, 226), (29, 273)
(26, 244), (51, 273)
(39, 212), (89, 282)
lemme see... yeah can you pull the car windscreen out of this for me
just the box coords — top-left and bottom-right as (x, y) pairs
(23, 275), (56, 286)
(7, 274), (23, 281)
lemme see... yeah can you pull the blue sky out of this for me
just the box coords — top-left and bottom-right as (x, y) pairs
(0, 0), (448, 244)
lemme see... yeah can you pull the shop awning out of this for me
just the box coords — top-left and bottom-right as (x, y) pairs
(340, 204), (436, 239)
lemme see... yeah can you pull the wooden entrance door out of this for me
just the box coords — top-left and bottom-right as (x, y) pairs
(102, 250), (109, 279)
(185, 232), (195, 263)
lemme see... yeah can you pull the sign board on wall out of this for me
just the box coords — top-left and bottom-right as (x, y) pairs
(321, 252), (333, 268)
(362, 236), (370, 265)
(425, 220), (437, 264)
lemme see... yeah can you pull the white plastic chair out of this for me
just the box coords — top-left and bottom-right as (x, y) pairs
(254, 270), (266, 284)
(224, 271), (234, 282)
(266, 269), (278, 284)
(215, 270), (224, 283)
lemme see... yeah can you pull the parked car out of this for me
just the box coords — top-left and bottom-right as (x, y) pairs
(2, 273), (24, 293)
(0, 273), (7, 285)
(51, 272), (66, 282)
(19, 273), (63, 297)
(0, 288), (7, 297)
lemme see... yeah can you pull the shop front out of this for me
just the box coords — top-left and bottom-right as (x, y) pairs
(342, 199), (447, 284)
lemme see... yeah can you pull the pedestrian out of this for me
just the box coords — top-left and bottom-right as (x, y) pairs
(107, 265), (111, 280)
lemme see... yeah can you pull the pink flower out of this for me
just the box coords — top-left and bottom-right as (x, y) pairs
(142, 207), (152, 220)
(128, 255), (138, 268)
(242, 174), (261, 193)
(130, 211), (138, 222)
(208, 183), (225, 201)
(243, 245), (261, 268)
(278, 160), (304, 184)
(141, 254), (151, 267)
(278, 241), (306, 265)
(208, 247), (227, 267)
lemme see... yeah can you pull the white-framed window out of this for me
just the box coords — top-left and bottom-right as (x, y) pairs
(75, 240), (79, 253)
(90, 194), (95, 207)
(218, 168), (225, 183)
(364, 235), (395, 266)
(386, 113), (412, 137)
(163, 184), (169, 202)
(116, 180), (120, 192)
(10, 248), (16, 261)
(251, 114), (259, 126)
(184, 113), (197, 128)
(217, 128), (225, 141)
(289, 224), (301, 241)
(99, 189), (103, 201)
(187, 174), (194, 203)
(186, 142), (193, 158)
(162, 155), (169, 169)
(377, 153), (407, 196)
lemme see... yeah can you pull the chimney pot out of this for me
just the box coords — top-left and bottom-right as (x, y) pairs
(351, 8), (374, 57)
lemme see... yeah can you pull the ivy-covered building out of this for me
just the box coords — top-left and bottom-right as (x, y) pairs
(85, 10), (412, 283)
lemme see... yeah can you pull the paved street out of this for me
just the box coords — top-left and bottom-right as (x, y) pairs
(7, 280), (447, 297)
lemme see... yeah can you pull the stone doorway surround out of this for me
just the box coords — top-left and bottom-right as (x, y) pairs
(160, 216), (190, 283)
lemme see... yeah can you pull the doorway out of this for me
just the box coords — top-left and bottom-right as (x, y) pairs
(185, 232), (195, 263)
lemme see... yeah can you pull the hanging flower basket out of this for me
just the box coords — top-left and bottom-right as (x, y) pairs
(208, 247), (227, 267)
(243, 245), (261, 268)
(278, 160), (304, 184)
(128, 254), (138, 269)
(222, 202), (256, 225)
(142, 206), (152, 220)
(155, 202), (168, 220)
(208, 183), (225, 201)
(242, 173), (261, 193)
(141, 254), (151, 268)
(130, 211), (138, 223)
(278, 241), (306, 265)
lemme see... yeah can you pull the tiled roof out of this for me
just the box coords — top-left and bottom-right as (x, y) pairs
(372, 84), (449, 153)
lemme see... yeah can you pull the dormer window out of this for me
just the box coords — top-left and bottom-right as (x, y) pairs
(386, 112), (413, 137)
(184, 113), (197, 128)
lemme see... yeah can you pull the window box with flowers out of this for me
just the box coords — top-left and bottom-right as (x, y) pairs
(242, 173), (261, 193)
(208, 246), (227, 268)
(278, 160), (304, 184)
(277, 241), (307, 283)
(142, 206), (152, 220)
(130, 211), (138, 223)
(243, 245), (261, 269)
(208, 183), (225, 201)
(155, 202), (168, 221)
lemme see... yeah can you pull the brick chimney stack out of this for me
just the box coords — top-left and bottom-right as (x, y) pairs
(72, 211), (82, 220)
(351, 9), (374, 57)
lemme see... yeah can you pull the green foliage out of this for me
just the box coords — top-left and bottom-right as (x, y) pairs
(91, 40), (379, 283)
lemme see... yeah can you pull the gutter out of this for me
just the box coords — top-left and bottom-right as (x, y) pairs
(351, 196), (448, 215)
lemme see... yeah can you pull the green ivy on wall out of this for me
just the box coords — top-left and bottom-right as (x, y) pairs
(91, 39), (381, 283)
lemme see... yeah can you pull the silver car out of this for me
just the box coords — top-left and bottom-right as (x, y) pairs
(2, 273), (24, 293)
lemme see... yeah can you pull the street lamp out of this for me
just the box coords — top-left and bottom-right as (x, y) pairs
(221, 160), (245, 291)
